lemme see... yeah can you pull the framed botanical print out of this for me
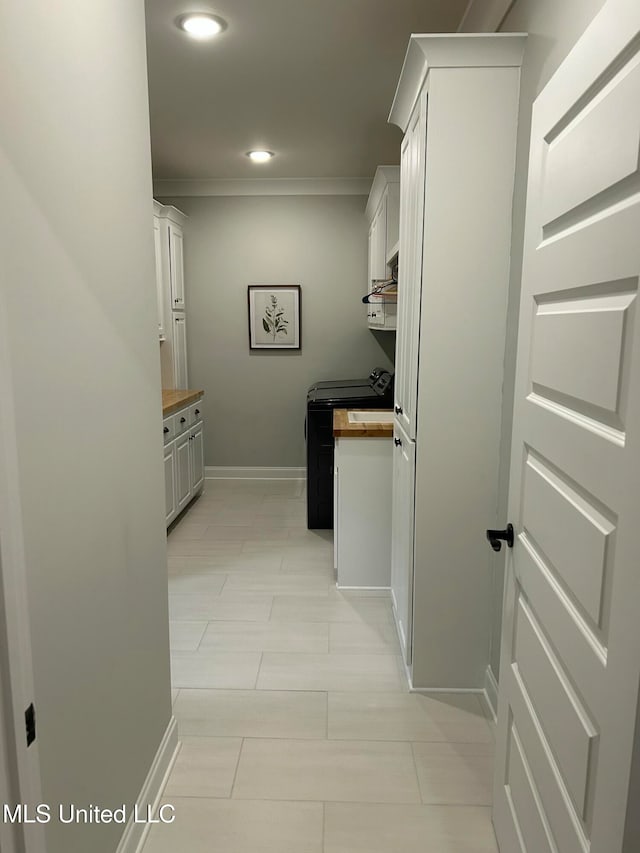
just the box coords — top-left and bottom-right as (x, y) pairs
(247, 285), (301, 350)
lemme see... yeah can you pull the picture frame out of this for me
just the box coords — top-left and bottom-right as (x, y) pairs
(247, 285), (301, 350)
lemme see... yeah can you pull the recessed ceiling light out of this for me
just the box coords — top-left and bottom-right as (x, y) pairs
(247, 150), (274, 163)
(177, 13), (227, 39)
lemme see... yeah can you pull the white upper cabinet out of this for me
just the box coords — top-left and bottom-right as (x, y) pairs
(154, 201), (188, 388)
(365, 167), (400, 331)
(153, 214), (166, 340)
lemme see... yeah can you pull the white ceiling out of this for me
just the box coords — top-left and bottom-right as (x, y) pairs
(145, 0), (469, 180)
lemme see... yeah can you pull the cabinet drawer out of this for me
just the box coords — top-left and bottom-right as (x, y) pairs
(162, 415), (175, 444)
(174, 407), (190, 435)
(188, 400), (203, 425)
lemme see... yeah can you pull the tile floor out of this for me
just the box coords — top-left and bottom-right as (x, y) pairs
(142, 479), (498, 853)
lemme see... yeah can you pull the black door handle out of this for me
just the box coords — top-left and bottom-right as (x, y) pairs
(486, 524), (514, 552)
(394, 437), (402, 447)
(395, 405), (403, 415)
(163, 426), (169, 434)
(180, 417), (186, 423)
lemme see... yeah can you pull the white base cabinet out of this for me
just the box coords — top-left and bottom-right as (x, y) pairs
(334, 436), (393, 588)
(163, 444), (176, 524)
(390, 421), (415, 663)
(163, 398), (204, 527)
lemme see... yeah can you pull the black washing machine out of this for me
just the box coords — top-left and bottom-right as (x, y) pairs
(306, 368), (394, 529)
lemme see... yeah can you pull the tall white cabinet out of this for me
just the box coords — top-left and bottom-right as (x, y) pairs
(389, 35), (525, 689)
(153, 201), (189, 389)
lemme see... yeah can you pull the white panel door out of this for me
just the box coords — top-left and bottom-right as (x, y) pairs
(172, 314), (188, 390)
(190, 422), (204, 495)
(394, 91), (426, 440)
(168, 221), (185, 310)
(174, 433), (191, 514)
(390, 420), (415, 664)
(494, 3), (640, 852)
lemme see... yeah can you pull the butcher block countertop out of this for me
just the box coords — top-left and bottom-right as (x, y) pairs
(333, 409), (394, 438)
(162, 389), (204, 416)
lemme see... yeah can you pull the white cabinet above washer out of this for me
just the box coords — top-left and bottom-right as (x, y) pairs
(365, 166), (399, 331)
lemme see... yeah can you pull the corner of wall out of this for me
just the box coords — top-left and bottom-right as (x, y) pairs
(458, 0), (516, 33)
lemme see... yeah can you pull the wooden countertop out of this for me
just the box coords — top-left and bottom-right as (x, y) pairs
(333, 409), (394, 438)
(162, 389), (204, 416)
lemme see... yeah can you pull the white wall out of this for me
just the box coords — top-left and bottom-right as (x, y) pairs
(0, 2), (172, 852)
(462, 0), (608, 683)
(158, 194), (394, 468)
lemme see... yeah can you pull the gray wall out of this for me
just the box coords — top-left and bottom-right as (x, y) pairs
(0, 2), (172, 852)
(159, 194), (394, 468)
(461, 0), (608, 683)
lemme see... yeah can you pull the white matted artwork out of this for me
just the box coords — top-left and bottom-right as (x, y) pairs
(247, 285), (301, 350)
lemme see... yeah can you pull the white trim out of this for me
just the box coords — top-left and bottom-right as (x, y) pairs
(153, 177), (372, 198)
(205, 466), (306, 480)
(365, 166), (400, 221)
(388, 33), (526, 132)
(152, 202), (187, 225)
(458, 0), (516, 34)
(483, 665), (499, 723)
(115, 716), (179, 853)
(409, 686), (486, 695)
(335, 585), (391, 591)
(0, 275), (46, 853)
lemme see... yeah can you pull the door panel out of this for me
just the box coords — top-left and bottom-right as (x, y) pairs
(172, 314), (188, 390)
(190, 423), (204, 494)
(394, 92), (426, 440)
(494, 4), (640, 852)
(390, 420), (415, 664)
(168, 222), (185, 310)
(164, 444), (176, 525)
(153, 216), (165, 338)
(175, 434), (191, 513)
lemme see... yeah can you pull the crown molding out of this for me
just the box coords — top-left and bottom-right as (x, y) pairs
(388, 33), (526, 132)
(153, 177), (372, 198)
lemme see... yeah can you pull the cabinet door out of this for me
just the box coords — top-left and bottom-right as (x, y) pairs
(168, 221), (185, 310)
(175, 432), (191, 513)
(189, 422), (204, 495)
(153, 216), (165, 339)
(164, 442), (177, 525)
(372, 195), (387, 282)
(333, 441), (340, 571)
(367, 197), (387, 327)
(390, 421), (415, 665)
(172, 314), (188, 390)
(395, 93), (427, 440)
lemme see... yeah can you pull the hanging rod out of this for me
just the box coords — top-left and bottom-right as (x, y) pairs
(362, 277), (398, 304)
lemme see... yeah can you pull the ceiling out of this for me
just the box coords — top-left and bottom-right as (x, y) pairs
(144, 0), (469, 181)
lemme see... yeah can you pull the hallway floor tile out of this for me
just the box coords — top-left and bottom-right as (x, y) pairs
(142, 480), (497, 853)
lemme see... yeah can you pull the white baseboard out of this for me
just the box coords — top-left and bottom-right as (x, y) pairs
(335, 584), (390, 592)
(205, 466), (306, 480)
(483, 665), (499, 724)
(409, 686), (486, 694)
(116, 716), (180, 853)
